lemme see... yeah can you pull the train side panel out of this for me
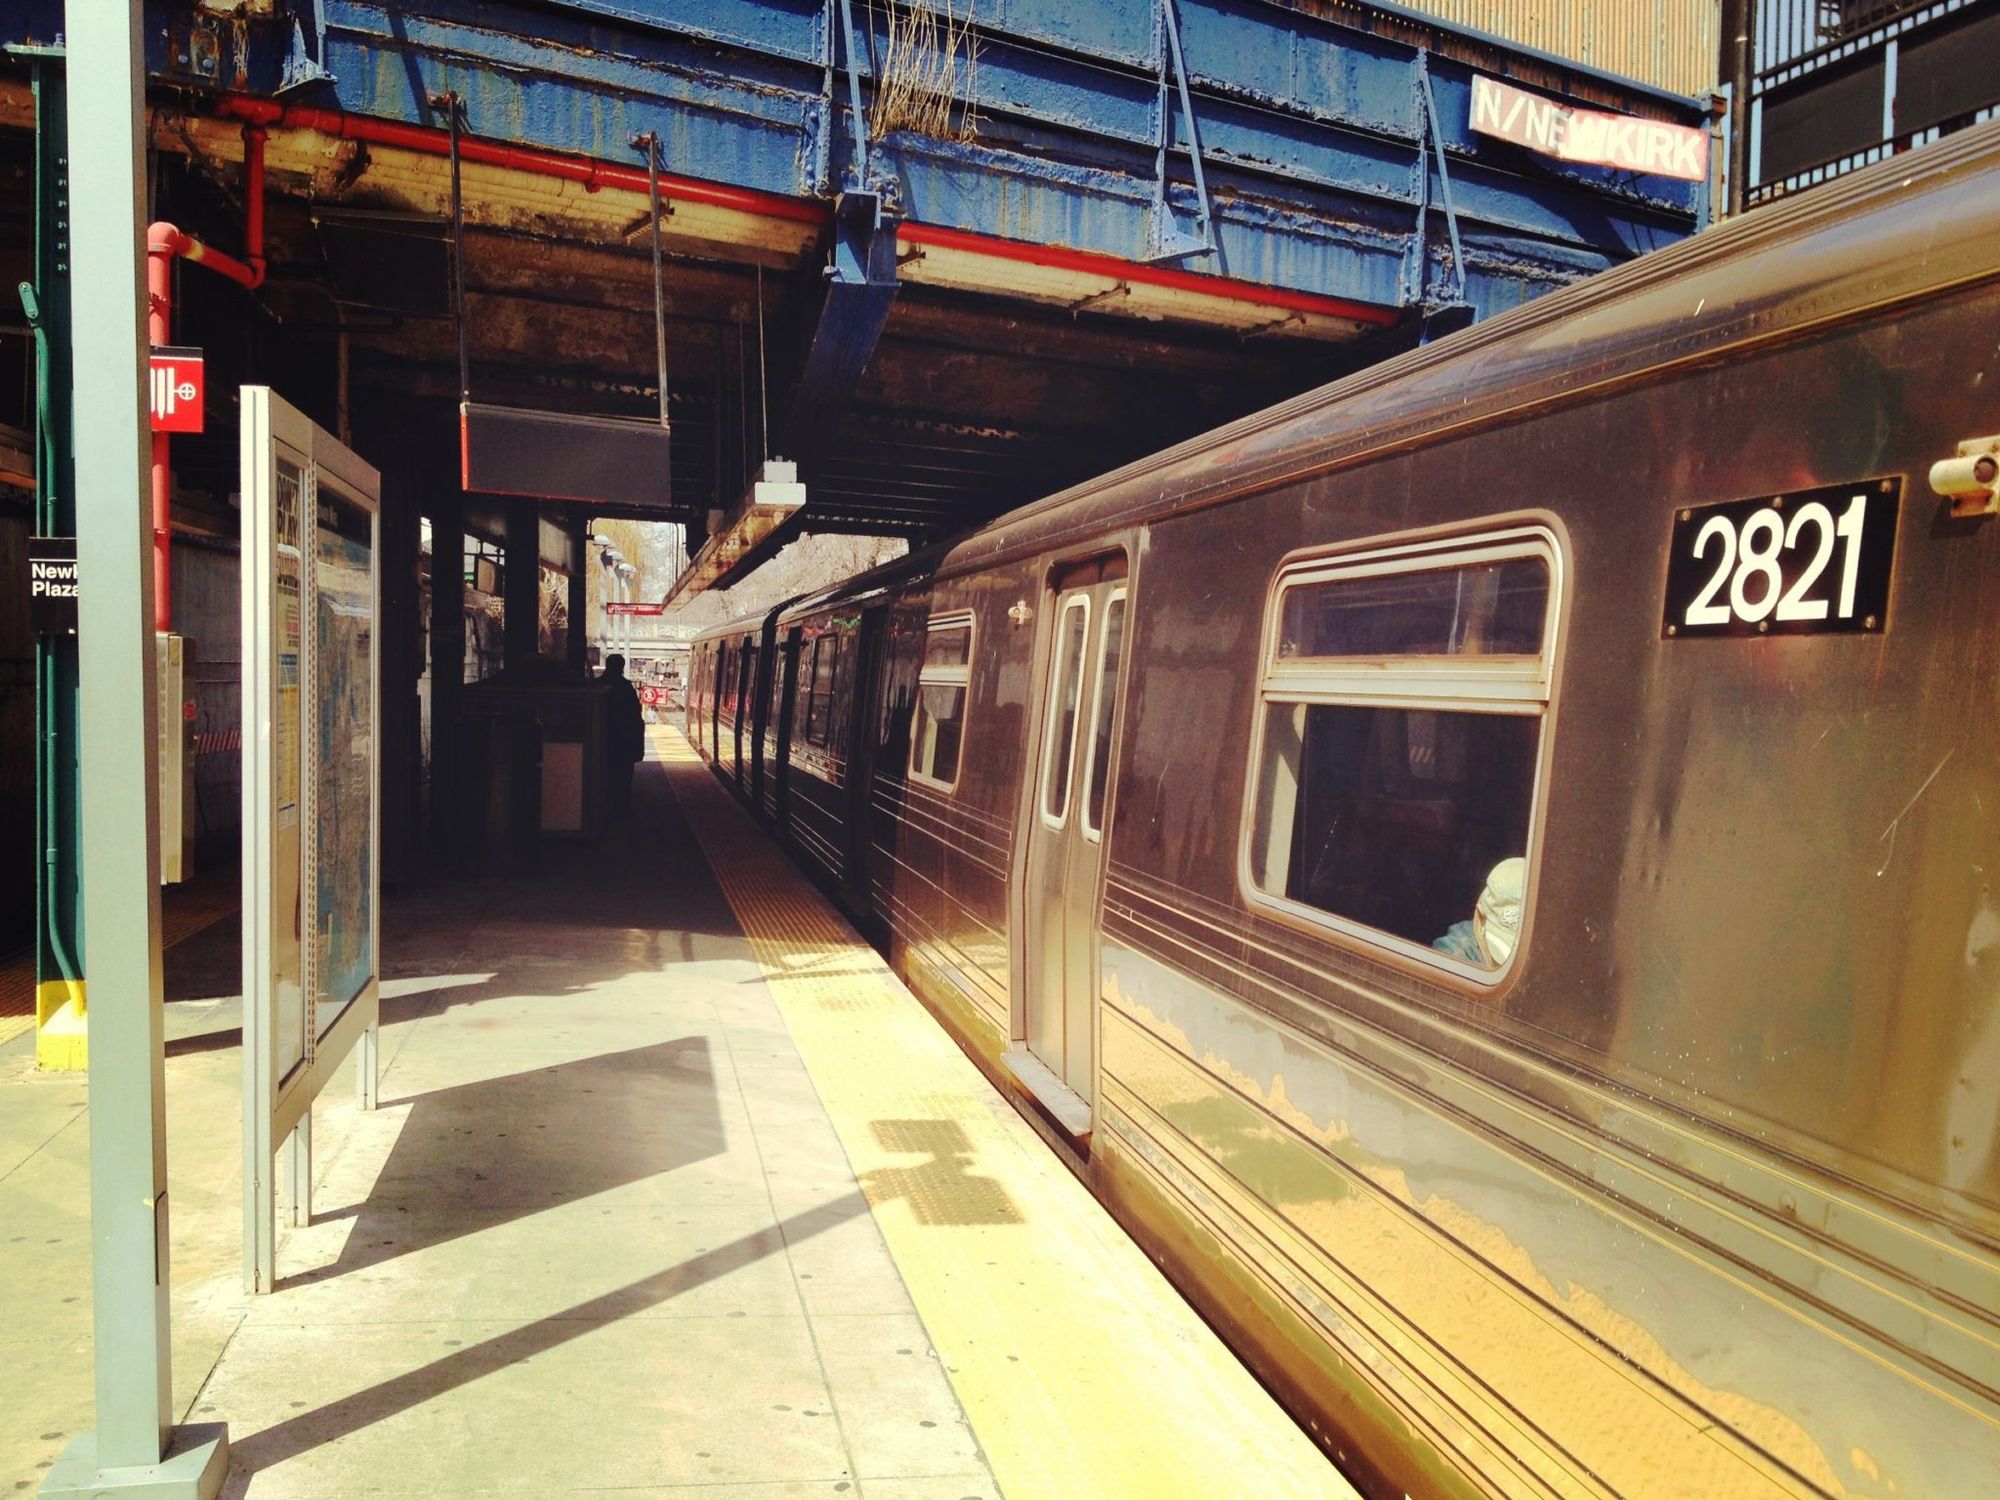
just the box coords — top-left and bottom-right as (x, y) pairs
(1085, 280), (2000, 1497)
(900, 570), (1032, 1038)
(692, 130), (2000, 1500)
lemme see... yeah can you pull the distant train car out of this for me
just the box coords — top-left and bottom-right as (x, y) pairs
(690, 125), (2000, 1497)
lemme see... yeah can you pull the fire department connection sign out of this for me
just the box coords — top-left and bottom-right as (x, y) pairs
(1471, 75), (1708, 183)
(149, 345), (204, 433)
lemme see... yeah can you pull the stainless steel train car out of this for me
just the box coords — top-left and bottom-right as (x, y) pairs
(689, 124), (2000, 1498)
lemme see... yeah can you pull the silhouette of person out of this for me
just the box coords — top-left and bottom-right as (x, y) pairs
(601, 653), (645, 815)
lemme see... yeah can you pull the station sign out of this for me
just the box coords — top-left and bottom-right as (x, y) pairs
(1471, 75), (1708, 183)
(28, 535), (78, 635)
(149, 345), (205, 433)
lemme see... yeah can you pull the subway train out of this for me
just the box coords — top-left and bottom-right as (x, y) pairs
(689, 124), (2000, 1498)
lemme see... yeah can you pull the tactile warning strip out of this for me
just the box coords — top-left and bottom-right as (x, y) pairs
(659, 728), (1352, 1500)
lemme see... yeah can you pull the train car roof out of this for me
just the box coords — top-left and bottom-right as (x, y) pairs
(774, 538), (956, 625)
(934, 120), (2000, 580)
(689, 602), (792, 646)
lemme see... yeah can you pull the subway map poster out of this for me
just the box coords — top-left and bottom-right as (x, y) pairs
(312, 486), (376, 1027)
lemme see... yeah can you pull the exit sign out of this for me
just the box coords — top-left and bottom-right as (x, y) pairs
(149, 346), (204, 433)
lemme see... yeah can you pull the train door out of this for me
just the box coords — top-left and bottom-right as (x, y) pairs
(773, 626), (800, 824)
(1017, 553), (1130, 1132)
(711, 641), (727, 763)
(843, 607), (889, 905)
(749, 633), (767, 809)
(733, 638), (755, 789)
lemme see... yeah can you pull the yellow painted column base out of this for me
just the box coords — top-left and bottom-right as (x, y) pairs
(36, 979), (88, 1071)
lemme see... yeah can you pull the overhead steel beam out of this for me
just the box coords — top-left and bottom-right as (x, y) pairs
(91, 0), (1709, 329)
(780, 188), (901, 462)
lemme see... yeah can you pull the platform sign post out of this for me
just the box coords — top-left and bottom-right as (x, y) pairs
(240, 386), (381, 1294)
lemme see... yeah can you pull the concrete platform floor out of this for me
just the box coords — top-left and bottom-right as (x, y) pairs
(0, 743), (1352, 1498)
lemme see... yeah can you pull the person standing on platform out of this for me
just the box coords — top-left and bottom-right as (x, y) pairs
(602, 652), (646, 815)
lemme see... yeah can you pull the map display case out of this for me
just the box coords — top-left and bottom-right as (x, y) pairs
(239, 387), (381, 1293)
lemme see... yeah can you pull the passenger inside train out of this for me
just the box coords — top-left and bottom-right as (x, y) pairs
(1433, 855), (1528, 968)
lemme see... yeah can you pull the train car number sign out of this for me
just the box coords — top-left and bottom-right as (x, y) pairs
(1663, 481), (1898, 637)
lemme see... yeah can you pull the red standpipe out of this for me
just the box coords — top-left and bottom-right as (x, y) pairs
(215, 94), (1398, 326)
(148, 123), (266, 633)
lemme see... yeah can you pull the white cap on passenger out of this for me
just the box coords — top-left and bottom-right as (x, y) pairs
(1473, 857), (1527, 966)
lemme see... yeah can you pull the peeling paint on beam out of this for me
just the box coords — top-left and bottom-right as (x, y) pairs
(116, 0), (1705, 333)
(158, 110), (825, 267)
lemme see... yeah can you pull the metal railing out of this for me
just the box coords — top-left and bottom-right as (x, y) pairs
(1739, 0), (2000, 208)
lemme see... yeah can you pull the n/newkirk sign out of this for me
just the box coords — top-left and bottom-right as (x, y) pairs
(1471, 75), (1708, 183)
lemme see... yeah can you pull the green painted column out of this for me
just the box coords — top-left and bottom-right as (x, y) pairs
(16, 46), (87, 1071)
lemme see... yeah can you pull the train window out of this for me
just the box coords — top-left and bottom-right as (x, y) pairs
(1040, 596), (1091, 827)
(717, 642), (734, 720)
(793, 638), (816, 741)
(800, 639), (818, 741)
(1245, 532), (1558, 982)
(811, 635), (841, 745)
(1278, 554), (1546, 660)
(910, 612), (973, 790)
(1081, 589), (1127, 842)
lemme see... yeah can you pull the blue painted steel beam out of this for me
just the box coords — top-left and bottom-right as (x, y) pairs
(3, 1), (1713, 327)
(782, 189), (902, 459)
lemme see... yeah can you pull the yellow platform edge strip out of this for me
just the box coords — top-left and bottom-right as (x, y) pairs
(657, 729), (1349, 1500)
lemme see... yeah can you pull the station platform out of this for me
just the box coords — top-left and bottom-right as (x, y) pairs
(0, 729), (1352, 1498)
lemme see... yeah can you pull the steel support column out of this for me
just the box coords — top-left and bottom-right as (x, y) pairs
(16, 44), (87, 1073)
(503, 497), (540, 666)
(377, 470), (422, 887)
(780, 189), (899, 463)
(40, 1), (227, 1492)
(427, 495), (465, 857)
(565, 521), (588, 674)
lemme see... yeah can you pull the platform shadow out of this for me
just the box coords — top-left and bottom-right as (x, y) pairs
(219, 1190), (872, 1488)
(282, 1033), (726, 1288)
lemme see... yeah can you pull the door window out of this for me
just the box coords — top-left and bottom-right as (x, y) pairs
(1039, 596), (1091, 827)
(806, 635), (842, 745)
(1081, 589), (1127, 841)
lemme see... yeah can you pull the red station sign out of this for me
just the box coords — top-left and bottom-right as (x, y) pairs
(149, 345), (205, 434)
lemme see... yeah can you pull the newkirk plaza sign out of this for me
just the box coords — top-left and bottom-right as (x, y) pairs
(1471, 75), (1709, 184)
